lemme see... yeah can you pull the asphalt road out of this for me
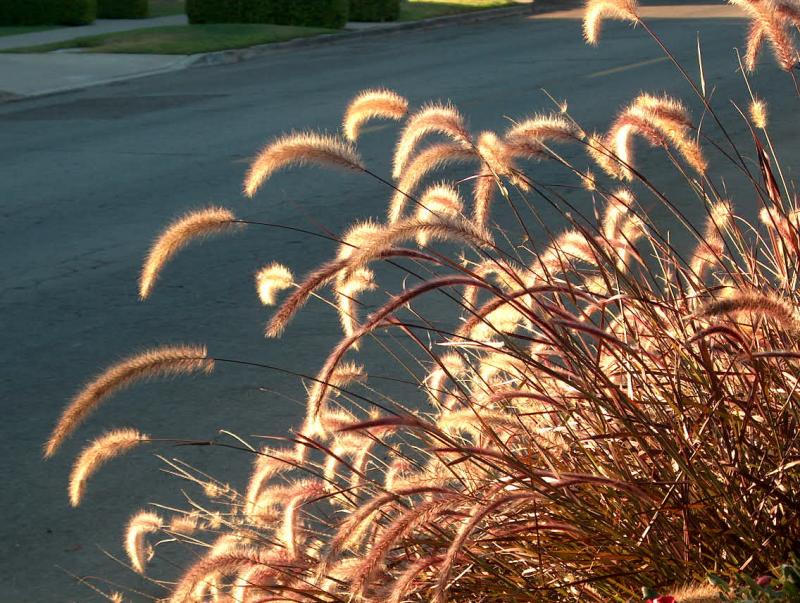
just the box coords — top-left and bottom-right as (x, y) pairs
(2, 6), (798, 601)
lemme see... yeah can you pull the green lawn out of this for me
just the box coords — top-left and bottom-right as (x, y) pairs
(2, 23), (334, 54)
(399, 0), (517, 21)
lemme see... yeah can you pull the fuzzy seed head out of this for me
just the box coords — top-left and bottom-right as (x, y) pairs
(415, 183), (464, 245)
(751, 98), (768, 129)
(125, 511), (162, 574)
(244, 131), (364, 198)
(338, 220), (383, 260)
(69, 428), (148, 507)
(393, 103), (472, 179)
(505, 113), (583, 146)
(583, 0), (640, 45)
(389, 143), (476, 223)
(346, 216), (493, 275)
(46, 345), (212, 458)
(139, 207), (239, 300)
(730, 0), (800, 71)
(343, 88), (408, 142)
(696, 290), (800, 335)
(255, 262), (294, 306)
(336, 267), (377, 340)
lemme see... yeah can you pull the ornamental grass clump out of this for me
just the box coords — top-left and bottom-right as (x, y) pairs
(48, 0), (800, 601)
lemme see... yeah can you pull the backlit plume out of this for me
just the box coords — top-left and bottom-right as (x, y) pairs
(255, 262), (294, 306)
(599, 93), (706, 180)
(336, 267), (377, 340)
(343, 88), (408, 142)
(69, 428), (149, 507)
(393, 103), (472, 179)
(696, 290), (800, 335)
(125, 511), (163, 574)
(45, 345), (212, 458)
(583, 0), (640, 45)
(139, 206), (240, 300)
(244, 131), (365, 198)
(304, 361), (366, 438)
(345, 216), (494, 274)
(505, 113), (584, 147)
(690, 201), (733, 278)
(751, 98), (768, 129)
(415, 183), (464, 245)
(338, 220), (383, 260)
(389, 143), (476, 222)
(730, 0), (800, 71)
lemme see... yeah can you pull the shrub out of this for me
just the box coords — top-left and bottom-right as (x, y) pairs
(0, 0), (51, 25)
(51, 1), (800, 601)
(257, 0), (349, 28)
(349, 0), (400, 22)
(57, 0), (98, 24)
(0, 0), (96, 25)
(186, 0), (242, 23)
(187, 0), (348, 27)
(97, 0), (149, 18)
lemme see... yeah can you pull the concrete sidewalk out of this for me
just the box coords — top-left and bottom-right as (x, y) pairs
(0, 53), (193, 98)
(0, 14), (192, 99)
(0, 14), (188, 51)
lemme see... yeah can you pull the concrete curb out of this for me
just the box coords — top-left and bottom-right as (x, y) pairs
(189, 5), (533, 68)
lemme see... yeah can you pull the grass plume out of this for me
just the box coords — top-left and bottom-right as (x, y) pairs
(139, 206), (240, 300)
(244, 131), (364, 198)
(393, 102), (472, 179)
(583, 0), (640, 45)
(255, 262), (294, 306)
(68, 428), (149, 507)
(45, 345), (212, 458)
(125, 511), (162, 574)
(342, 88), (408, 142)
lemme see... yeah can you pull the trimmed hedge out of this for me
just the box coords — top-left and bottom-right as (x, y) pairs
(97, 0), (149, 18)
(0, 0), (96, 25)
(0, 0), (49, 25)
(186, 0), (242, 23)
(269, 0), (349, 28)
(58, 0), (97, 25)
(187, 0), (348, 28)
(349, 0), (399, 22)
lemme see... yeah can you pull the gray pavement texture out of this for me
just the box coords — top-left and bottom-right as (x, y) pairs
(2, 5), (799, 602)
